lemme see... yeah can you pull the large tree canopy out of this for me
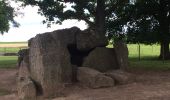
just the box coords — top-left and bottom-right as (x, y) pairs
(0, 0), (19, 34)
(110, 0), (170, 59)
(18, 0), (128, 36)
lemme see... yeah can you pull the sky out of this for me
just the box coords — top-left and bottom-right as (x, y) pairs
(0, 4), (87, 42)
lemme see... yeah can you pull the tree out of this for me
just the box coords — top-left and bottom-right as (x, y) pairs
(0, 0), (19, 34)
(110, 0), (170, 59)
(18, 0), (129, 38)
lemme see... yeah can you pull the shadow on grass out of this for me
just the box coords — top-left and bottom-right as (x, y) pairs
(128, 56), (170, 71)
(0, 88), (11, 96)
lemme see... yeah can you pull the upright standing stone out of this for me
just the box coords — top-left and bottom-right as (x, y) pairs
(17, 49), (37, 100)
(114, 40), (129, 70)
(29, 27), (80, 97)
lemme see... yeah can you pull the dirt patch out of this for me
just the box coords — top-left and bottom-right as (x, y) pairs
(0, 69), (18, 100)
(1, 68), (170, 100)
(53, 70), (170, 100)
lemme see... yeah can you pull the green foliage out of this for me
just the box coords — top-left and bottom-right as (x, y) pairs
(18, 0), (128, 29)
(0, 0), (19, 34)
(109, 0), (170, 44)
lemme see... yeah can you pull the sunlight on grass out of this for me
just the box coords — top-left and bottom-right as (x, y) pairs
(0, 56), (17, 69)
(108, 44), (170, 71)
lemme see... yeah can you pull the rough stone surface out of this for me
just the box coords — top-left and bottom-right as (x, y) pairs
(82, 47), (119, 72)
(17, 49), (30, 83)
(114, 40), (129, 70)
(77, 67), (115, 88)
(29, 28), (77, 97)
(105, 70), (134, 85)
(18, 77), (36, 100)
(76, 29), (108, 51)
(17, 27), (129, 98)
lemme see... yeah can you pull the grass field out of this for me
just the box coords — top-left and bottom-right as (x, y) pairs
(108, 44), (170, 70)
(0, 42), (27, 44)
(0, 42), (27, 68)
(0, 42), (27, 53)
(0, 56), (17, 69)
(0, 42), (169, 70)
(128, 44), (170, 70)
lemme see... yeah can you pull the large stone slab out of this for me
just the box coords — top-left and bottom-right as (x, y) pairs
(77, 67), (114, 88)
(82, 47), (119, 72)
(29, 28), (79, 97)
(76, 29), (108, 51)
(114, 40), (129, 70)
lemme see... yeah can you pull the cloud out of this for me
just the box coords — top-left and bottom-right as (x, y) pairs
(0, 5), (87, 42)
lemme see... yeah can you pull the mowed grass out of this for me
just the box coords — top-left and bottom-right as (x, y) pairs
(0, 56), (18, 69)
(108, 44), (170, 71)
(0, 42), (27, 44)
(0, 42), (169, 70)
(128, 44), (170, 70)
(0, 42), (27, 69)
(0, 47), (22, 53)
(0, 42), (27, 53)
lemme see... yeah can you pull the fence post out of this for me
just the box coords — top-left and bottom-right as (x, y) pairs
(162, 44), (165, 63)
(138, 43), (141, 61)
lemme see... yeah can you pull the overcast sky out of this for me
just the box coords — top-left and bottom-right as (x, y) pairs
(0, 4), (87, 42)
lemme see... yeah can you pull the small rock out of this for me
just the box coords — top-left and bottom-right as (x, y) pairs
(105, 70), (134, 85)
(77, 67), (115, 88)
(18, 77), (36, 100)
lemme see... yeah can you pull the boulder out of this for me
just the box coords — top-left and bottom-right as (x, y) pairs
(76, 29), (108, 51)
(114, 40), (129, 70)
(29, 28), (77, 97)
(77, 67), (115, 88)
(105, 70), (134, 85)
(17, 49), (30, 78)
(18, 49), (29, 68)
(18, 77), (36, 100)
(82, 47), (119, 72)
(18, 58), (30, 79)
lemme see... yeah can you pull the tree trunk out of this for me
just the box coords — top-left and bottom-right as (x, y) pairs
(95, 0), (105, 36)
(158, 0), (170, 59)
(159, 41), (170, 60)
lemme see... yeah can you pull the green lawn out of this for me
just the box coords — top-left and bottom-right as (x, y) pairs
(0, 56), (17, 69)
(0, 42), (27, 44)
(108, 44), (170, 71)
(128, 44), (170, 70)
(128, 44), (160, 59)
(0, 44), (169, 70)
(0, 47), (22, 53)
